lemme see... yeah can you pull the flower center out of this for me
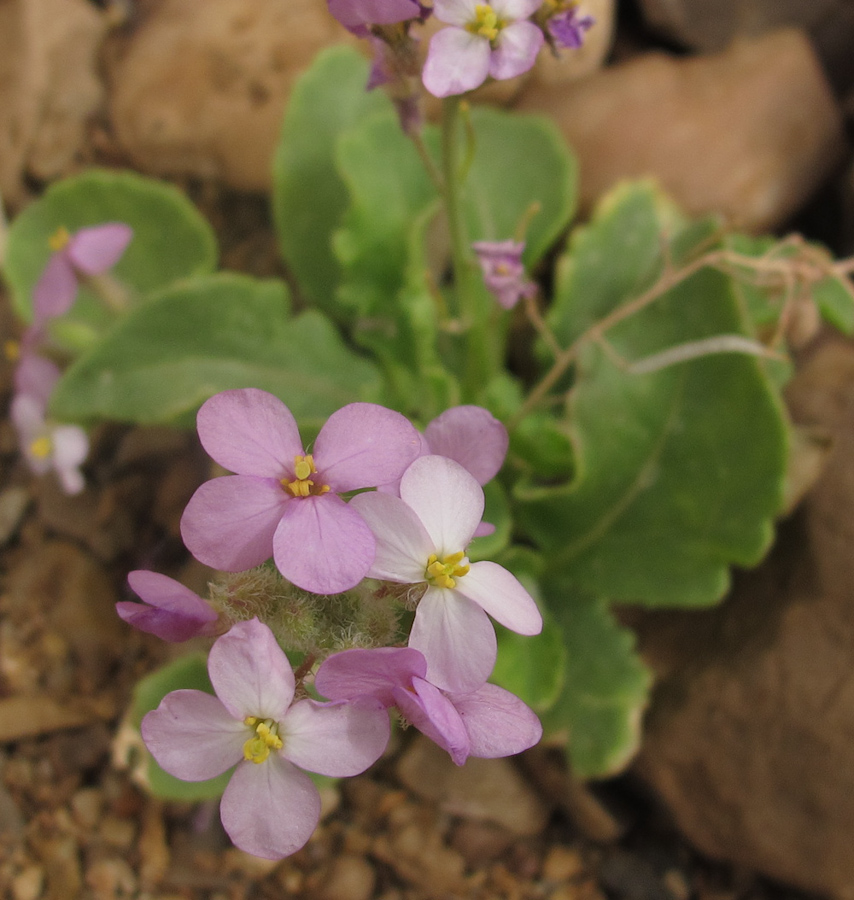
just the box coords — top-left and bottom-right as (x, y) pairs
(281, 454), (331, 498)
(29, 436), (52, 460)
(49, 226), (71, 253)
(242, 716), (283, 764)
(466, 4), (505, 40)
(425, 551), (470, 589)
(4, 339), (20, 362)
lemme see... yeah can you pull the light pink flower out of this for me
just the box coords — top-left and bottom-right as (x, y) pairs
(180, 389), (421, 595)
(142, 619), (389, 859)
(116, 570), (220, 643)
(472, 240), (537, 310)
(350, 455), (542, 693)
(316, 646), (542, 765)
(33, 223), (133, 326)
(327, 0), (422, 35)
(422, 0), (545, 98)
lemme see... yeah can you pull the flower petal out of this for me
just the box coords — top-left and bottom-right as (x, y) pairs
(313, 403), (421, 492)
(208, 618), (295, 721)
(448, 682), (542, 758)
(349, 491), (433, 583)
(67, 223), (133, 274)
(180, 475), (287, 572)
(424, 406), (508, 485)
(315, 647), (427, 707)
(489, 20), (543, 81)
(328, 0), (420, 31)
(14, 354), (60, 404)
(220, 756), (320, 859)
(196, 389), (303, 477)
(32, 253), (77, 323)
(491, 0), (542, 18)
(141, 690), (245, 781)
(422, 27), (491, 98)
(272, 494), (375, 594)
(393, 678), (470, 765)
(118, 570), (218, 642)
(282, 698), (390, 776)
(432, 0), (477, 26)
(399, 455), (483, 555)
(454, 561), (543, 635)
(409, 587), (496, 693)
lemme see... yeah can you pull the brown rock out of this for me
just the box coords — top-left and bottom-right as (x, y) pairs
(106, 0), (346, 191)
(634, 336), (854, 898)
(516, 28), (846, 233)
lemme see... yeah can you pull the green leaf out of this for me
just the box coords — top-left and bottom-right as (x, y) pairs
(464, 107), (578, 267)
(4, 169), (217, 332)
(466, 479), (511, 562)
(509, 412), (575, 482)
(132, 654), (233, 801)
(273, 46), (391, 316)
(517, 182), (789, 607)
(51, 273), (381, 428)
(541, 586), (652, 778)
(813, 275), (854, 335)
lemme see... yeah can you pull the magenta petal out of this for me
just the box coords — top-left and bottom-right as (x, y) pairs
(422, 27), (491, 97)
(282, 698), (390, 777)
(67, 223), (133, 274)
(448, 683), (542, 758)
(315, 647), (427, 707)
(409, 587), (496, 693)
(393, 678), (470, 765)
(32, 252), (77, 323)
(328, 0), (420, 30)
(180, 475), (286, 572)
(313, 403), (421, 491)
(118, 570), (218, 642)
(221, 756), (320, 859)
(196, 389), (303, 477)
(208, 619), (295, 721)
(141, 690), (245, 781)
(272, 494), (375, 594)
(455, 561), (543, 635)
(489, 20), (543, 80)
(424, 406), (508, 485)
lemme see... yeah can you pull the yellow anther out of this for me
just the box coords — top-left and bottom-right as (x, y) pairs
(282, 454), (331, 498)
(29, 436), (52, 460)
(425, 552), (470, 589)
(49, 226), (71, 252)
(4, 339), (20, 362)
(242, 717), (283, 764)
(293, 454), (317, 480)
(466, 3), (503, 40)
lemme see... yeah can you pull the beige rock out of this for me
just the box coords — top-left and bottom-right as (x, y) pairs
(107, 0), (346, 191)
(634, 336), (854, 899)
(516, 28), (846, 233)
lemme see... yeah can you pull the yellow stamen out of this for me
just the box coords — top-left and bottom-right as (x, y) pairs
(425, 551), (470, 589)
(29, 436), (52, 460)
(242, 717), (283, 764)
(466, 3), (504, 40)
(4, 339), (20, 362)
(49, 226), (71, 252)
(282, 454), (331, 498)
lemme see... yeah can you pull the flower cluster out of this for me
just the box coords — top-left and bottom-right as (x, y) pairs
(126, 388), (545, 859)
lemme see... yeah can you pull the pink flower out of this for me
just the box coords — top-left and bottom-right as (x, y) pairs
(116, 570), (220, 642)
(548, 5), (594, 49)
(422, 0), (545, 98)
(472, 240), (537, 310)
(142, 618), (390, 859)
(316, 646), (542, 765)
(327, 0), (422, 36)
(350, 455), (542, 693)
(180, 389), (421, 595)
(33, 223), (133, 327)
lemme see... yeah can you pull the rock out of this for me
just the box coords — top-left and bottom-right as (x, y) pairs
(317, 854), (376, 900)
(106, 0), (346, 191)
(516, 28), (846, 233)
(633, 336), (854, 898)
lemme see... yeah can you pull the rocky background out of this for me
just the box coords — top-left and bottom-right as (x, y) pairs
(2, 1), (854, 899)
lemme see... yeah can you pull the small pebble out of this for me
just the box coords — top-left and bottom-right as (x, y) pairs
(12, 865), (44, 900)
(317, 853), (375, 900)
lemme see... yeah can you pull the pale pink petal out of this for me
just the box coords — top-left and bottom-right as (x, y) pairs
(221, 756), (320, 859)
(454, 561), (543, 635)
(448, 682), (542, 758)
(14, 354), (59, 404)
(399, 456), (483, 554)
(312, 403), (421, 492)
(349, 491), (433, 583)
(488, 20), (543, 80)
(473, 521), (496, 537)
(66, 223), (133, 274)
(180, 475), (287, 572)
(424, 406), (508, 485)
(393, 678), (470, 765)
(208, 618), (295, 721)
(52, 425), (88, 494)
(196, 389), (303, 477)
(118, 570), (218, 642)
(328, 0), (420, 31)
(491, 0), (542, 18)
(432, 0), (478, 26)
(315, 647), (427, 707)
(272, 494), (375, 594)
(281, 698), (389, 777)
(422, 27), (491, 97)
(32, 252), (77, 323)
(409, 587), (496, 693)
(141, 690), (246, 781)
(376, 431), (430, 496)
(127, 570), (218, 623)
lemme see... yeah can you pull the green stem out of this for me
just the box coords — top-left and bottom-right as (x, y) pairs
(81, 271), (133, 313)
